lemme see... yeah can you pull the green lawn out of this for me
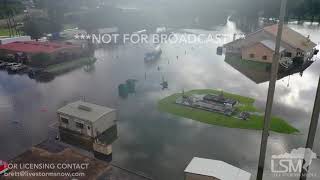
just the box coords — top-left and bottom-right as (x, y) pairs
(158, 89), (299, 134)
(44, 57), (96, 74)
(0, 28), (10, 36)
(225, 56), (271, 71)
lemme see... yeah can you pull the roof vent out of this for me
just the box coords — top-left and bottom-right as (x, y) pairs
(78, 104), (92, 111)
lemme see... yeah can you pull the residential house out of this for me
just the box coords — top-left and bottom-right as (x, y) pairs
(224, 24), (317, 64)
(0, 41), (83, 64)
(0, 36), (31, 45)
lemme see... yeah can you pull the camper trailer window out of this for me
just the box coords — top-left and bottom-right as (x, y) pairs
(76, 122), (84, 129)
(61, 117), (69, 124)
(285, 52), (292, 57)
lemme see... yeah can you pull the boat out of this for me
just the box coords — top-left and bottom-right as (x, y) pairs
(144, 46), (162, 62)
(28, 68), (43, 79)
(160, 76), (168, 89)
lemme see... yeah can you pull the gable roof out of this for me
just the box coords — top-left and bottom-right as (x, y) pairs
(263, 24), (316, 51)
(184, 157), (251, 180)
(0, 41), (79, 54)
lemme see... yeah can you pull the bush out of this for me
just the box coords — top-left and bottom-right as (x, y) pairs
(30, 53), (52, 67)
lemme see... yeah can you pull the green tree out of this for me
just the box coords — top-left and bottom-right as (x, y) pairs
(0, 0), (23, 18)
(23, 17), (55, 40)
(31, 53), (52, 67)
(33, 0), (64, 32)
(23, 19), (43, 40)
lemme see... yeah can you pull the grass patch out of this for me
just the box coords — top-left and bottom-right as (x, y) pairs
(44, 57), (96, 74)
(225, 56), (271, 71)
(158, 89), (299, 134)
(0, 28), (10, 36)
(0, 28), (24, 36)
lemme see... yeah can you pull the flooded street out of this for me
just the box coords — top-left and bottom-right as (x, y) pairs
(0, 20), (320, 180)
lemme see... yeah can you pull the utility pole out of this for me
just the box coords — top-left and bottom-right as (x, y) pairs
(256, 0), (287, 179)
(300, 76), (320, 180)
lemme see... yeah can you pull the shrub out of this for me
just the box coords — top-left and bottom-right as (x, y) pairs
(30, 53), (52, 67)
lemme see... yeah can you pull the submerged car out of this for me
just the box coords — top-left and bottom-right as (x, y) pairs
(144, 46), (162, 62)
(5, 63), (19, 70)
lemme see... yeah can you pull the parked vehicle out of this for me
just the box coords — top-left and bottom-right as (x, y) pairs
(8, 64), (27, 73)
(144, 46), (162, 62)
(5, 63), (19, 70)
(28, 69), (43, 79)
(0, 62), (8, 69)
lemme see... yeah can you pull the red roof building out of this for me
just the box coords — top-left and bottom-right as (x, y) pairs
(0, 41), (80, 54)
(0, 41), (84, 65)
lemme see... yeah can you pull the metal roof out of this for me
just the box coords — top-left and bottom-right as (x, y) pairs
(0, 36), (31, 45)
(0, 41), (79, 54)
(184, 157), (251, 180)
(57, 101), (115, 123)
(97, 27), (119, 34)
(263, 24), (316, 52)
(260, 40), (285, 52)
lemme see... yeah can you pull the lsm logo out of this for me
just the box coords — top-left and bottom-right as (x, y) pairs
(271, 148), (318, 177)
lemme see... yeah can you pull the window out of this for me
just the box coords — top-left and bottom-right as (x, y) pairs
(262, 55), (268, 60)
(61, 117), (69, 124)
(249, 53), (255, 58)
(297, 51), (304, 56)
(285, 52), (292, 57)
(76, 122), (84, 129)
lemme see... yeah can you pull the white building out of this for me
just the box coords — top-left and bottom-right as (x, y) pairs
(57, 100), (116, 138)
(97, 27), (119, 35)
(184, 157), (251, 180)
(0, 36), (31, 45)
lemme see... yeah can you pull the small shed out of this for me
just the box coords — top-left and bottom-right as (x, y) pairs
(184, 157), (251, 180)
(0, 36), (31, 45)
(57, 100), (116, 138)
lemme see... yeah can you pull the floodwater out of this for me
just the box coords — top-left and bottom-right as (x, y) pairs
(0, 19), (320, 180)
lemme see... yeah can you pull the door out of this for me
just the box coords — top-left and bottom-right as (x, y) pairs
(87, 125), (92, 137)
